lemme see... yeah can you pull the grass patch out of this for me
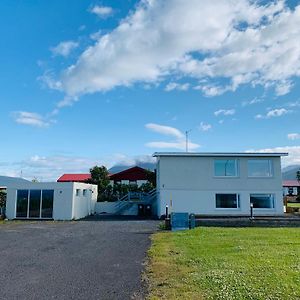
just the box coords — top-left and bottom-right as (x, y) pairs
(288, 202), (300, 208)
(147, 227), (300, 300)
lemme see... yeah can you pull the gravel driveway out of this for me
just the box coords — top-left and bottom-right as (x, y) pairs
(0, 219), (158, 300)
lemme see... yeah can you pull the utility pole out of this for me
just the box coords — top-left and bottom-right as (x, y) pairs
(185, 129), (192, 152)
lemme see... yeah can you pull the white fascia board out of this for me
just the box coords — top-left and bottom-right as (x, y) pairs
(153, 152), (288, 157)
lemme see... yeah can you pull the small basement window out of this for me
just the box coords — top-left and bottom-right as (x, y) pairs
(216, 194), (240, 209)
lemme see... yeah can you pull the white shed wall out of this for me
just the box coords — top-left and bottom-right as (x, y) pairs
(5, 182), (97, 221)
(72, 183), (97, 219)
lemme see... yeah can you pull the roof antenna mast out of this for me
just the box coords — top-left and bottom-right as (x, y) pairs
(185, 129), (192, 152)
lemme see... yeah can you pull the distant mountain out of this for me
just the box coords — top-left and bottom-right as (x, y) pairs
(282, 165), (300, 180)
(109, 162), (156, 174)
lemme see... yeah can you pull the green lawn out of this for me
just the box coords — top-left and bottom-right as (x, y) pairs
(288, 202), (300, 208)
(147, 227), (300, 300)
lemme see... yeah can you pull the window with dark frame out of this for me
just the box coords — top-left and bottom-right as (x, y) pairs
(215, 194), (240, 209)
(250, 194), (274, 209)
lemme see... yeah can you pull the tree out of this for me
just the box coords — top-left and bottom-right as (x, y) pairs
(139, 182), (155, 193)
(87, 166), (111, 201)
(297, 170), (300, 198)
(0, 190), (6, 207)
(145, 169), (156, 187)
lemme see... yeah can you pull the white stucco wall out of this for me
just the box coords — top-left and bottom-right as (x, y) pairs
(72, 183), (97, 219)
(95, 202), (119, 214)
(156, 155), (284, 217)
(5, 182), (97, 220)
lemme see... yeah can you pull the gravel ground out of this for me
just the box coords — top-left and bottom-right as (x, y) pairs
(0, 219), (158, 300)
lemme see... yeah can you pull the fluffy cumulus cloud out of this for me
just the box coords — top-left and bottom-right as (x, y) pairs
(145, 123), (200, 150)
(50, 41), (79, 57)
(247, 146), (300, 167)
(44, 0), (300, 105)
(255, 108), (290, 119)
(89, 5), (114, 18)
(287, 133), (300, 140)
(12, 111), (52, 128)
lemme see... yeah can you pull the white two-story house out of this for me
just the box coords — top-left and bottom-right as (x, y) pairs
(154, 152), (287, 217)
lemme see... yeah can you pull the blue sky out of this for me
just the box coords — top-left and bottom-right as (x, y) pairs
(1, 0), (300, 180)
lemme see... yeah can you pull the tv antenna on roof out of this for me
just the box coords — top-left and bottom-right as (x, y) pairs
(185, 129), (192, 152)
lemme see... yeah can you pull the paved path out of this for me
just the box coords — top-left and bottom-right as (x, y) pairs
(0, 219), (158, 300)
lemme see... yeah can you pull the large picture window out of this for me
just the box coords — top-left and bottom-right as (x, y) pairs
(216, 194), (240, 209)
(16, 190), (29, 218)
(15, 189), (54, 219)
(250, 194), (274, 209)
(214, 159), (238, 177)
(29, 190), (41, 218)
(41, 190), (54, 218)
(248, 159), (273, 177)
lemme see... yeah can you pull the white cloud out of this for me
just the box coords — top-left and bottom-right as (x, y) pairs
(275, 80), (293, 96)
(266, 108), (290, 118)
(246, 146), (300, 167)
(145, 123), (184, 139)
(288, 133), (300, 140)
(242, 97), (264, 107)
(214, 109), (235, 116)
(12, 111), (52, 128)
(165, 82), (190, 91)
(287, 101), (300, 108)
(145, 123), (200, 150)
(46, 0), (300, 104)
(90, 5), (113, 18)
(50, 41), (79, 57)
(255, 108), (290, 119)
(198, 122), (212, 131)
(90, 30), (103, 41)
(195, 84), (232, 97)
(38, 70), (62, 91)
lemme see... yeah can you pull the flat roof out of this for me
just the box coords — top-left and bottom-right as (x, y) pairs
(153, 152), (288, 157)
